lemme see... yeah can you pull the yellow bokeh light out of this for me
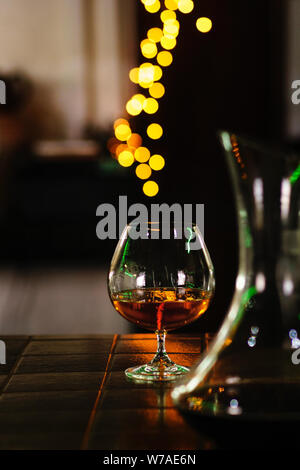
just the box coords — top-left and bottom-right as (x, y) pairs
(127, 133), (142, 148)
(118, 150), (134, 167)
(160, 9), (176, 22)
(196, 17), (212, 33)
(133, 94), (146, 104)
(114, 118), (129, 129)
(115, 124), (131, 141)
(147, 123), (163, 139)
(149, 82), (165, 99)
(164, 31), (179, 40)
(153, 65), (163, 81)
(163, 19), (179, 37)
(139, 81), (153, 89)
(147, 27), (163, 42)
(116, 143), (128, 157)
(143, 181), (159, 197)
(129, 68), (139, 84)
(126, 99), (142, 116)
(140, 62), (155, 72)
(143, 98), (159, 114)
(157, 51), (173, 67)
(164, 0), (178, 11)
(145, 0), (161, 13)
(136, 164), (152, 180)
(178, 0), (194, 13)
(139, 63), (155, 88)
(115, 0), (185, 190)
(135, 147), (151, 163)
(149, 154), (165, 171)
(160, 36), (176, 50)
(140, 39), (158, 59)
(142, 0), (157, 5)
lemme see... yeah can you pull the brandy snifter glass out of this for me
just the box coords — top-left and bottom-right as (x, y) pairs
(108, 220), (215, 382)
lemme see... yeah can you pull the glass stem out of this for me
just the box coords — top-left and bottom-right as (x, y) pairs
(150, 330), (174, 368)
(156, 330), (166, 357)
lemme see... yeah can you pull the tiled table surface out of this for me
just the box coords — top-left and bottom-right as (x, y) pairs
(0, 334), (214, 450)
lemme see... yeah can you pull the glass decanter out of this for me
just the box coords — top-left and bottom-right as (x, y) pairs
(172, 131), (300, 421)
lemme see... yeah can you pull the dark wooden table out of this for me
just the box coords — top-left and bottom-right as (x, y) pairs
(0, 334), (214, 450)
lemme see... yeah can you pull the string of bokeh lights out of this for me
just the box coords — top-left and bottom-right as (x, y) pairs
(107, 0), (212, 197)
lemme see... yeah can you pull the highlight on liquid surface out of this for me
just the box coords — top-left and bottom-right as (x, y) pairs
(112, 287), (212, 331)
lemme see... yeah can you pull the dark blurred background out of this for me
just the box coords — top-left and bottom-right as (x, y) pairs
(0, 0), (297, 334)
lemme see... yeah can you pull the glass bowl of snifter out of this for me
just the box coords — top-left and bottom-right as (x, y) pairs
(108, 219), (215, 382)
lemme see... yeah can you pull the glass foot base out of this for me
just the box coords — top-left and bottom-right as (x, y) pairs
(125, 363), (190, 382)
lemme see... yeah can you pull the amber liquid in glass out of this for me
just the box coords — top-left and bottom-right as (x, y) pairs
(112, 288), (212, 331)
